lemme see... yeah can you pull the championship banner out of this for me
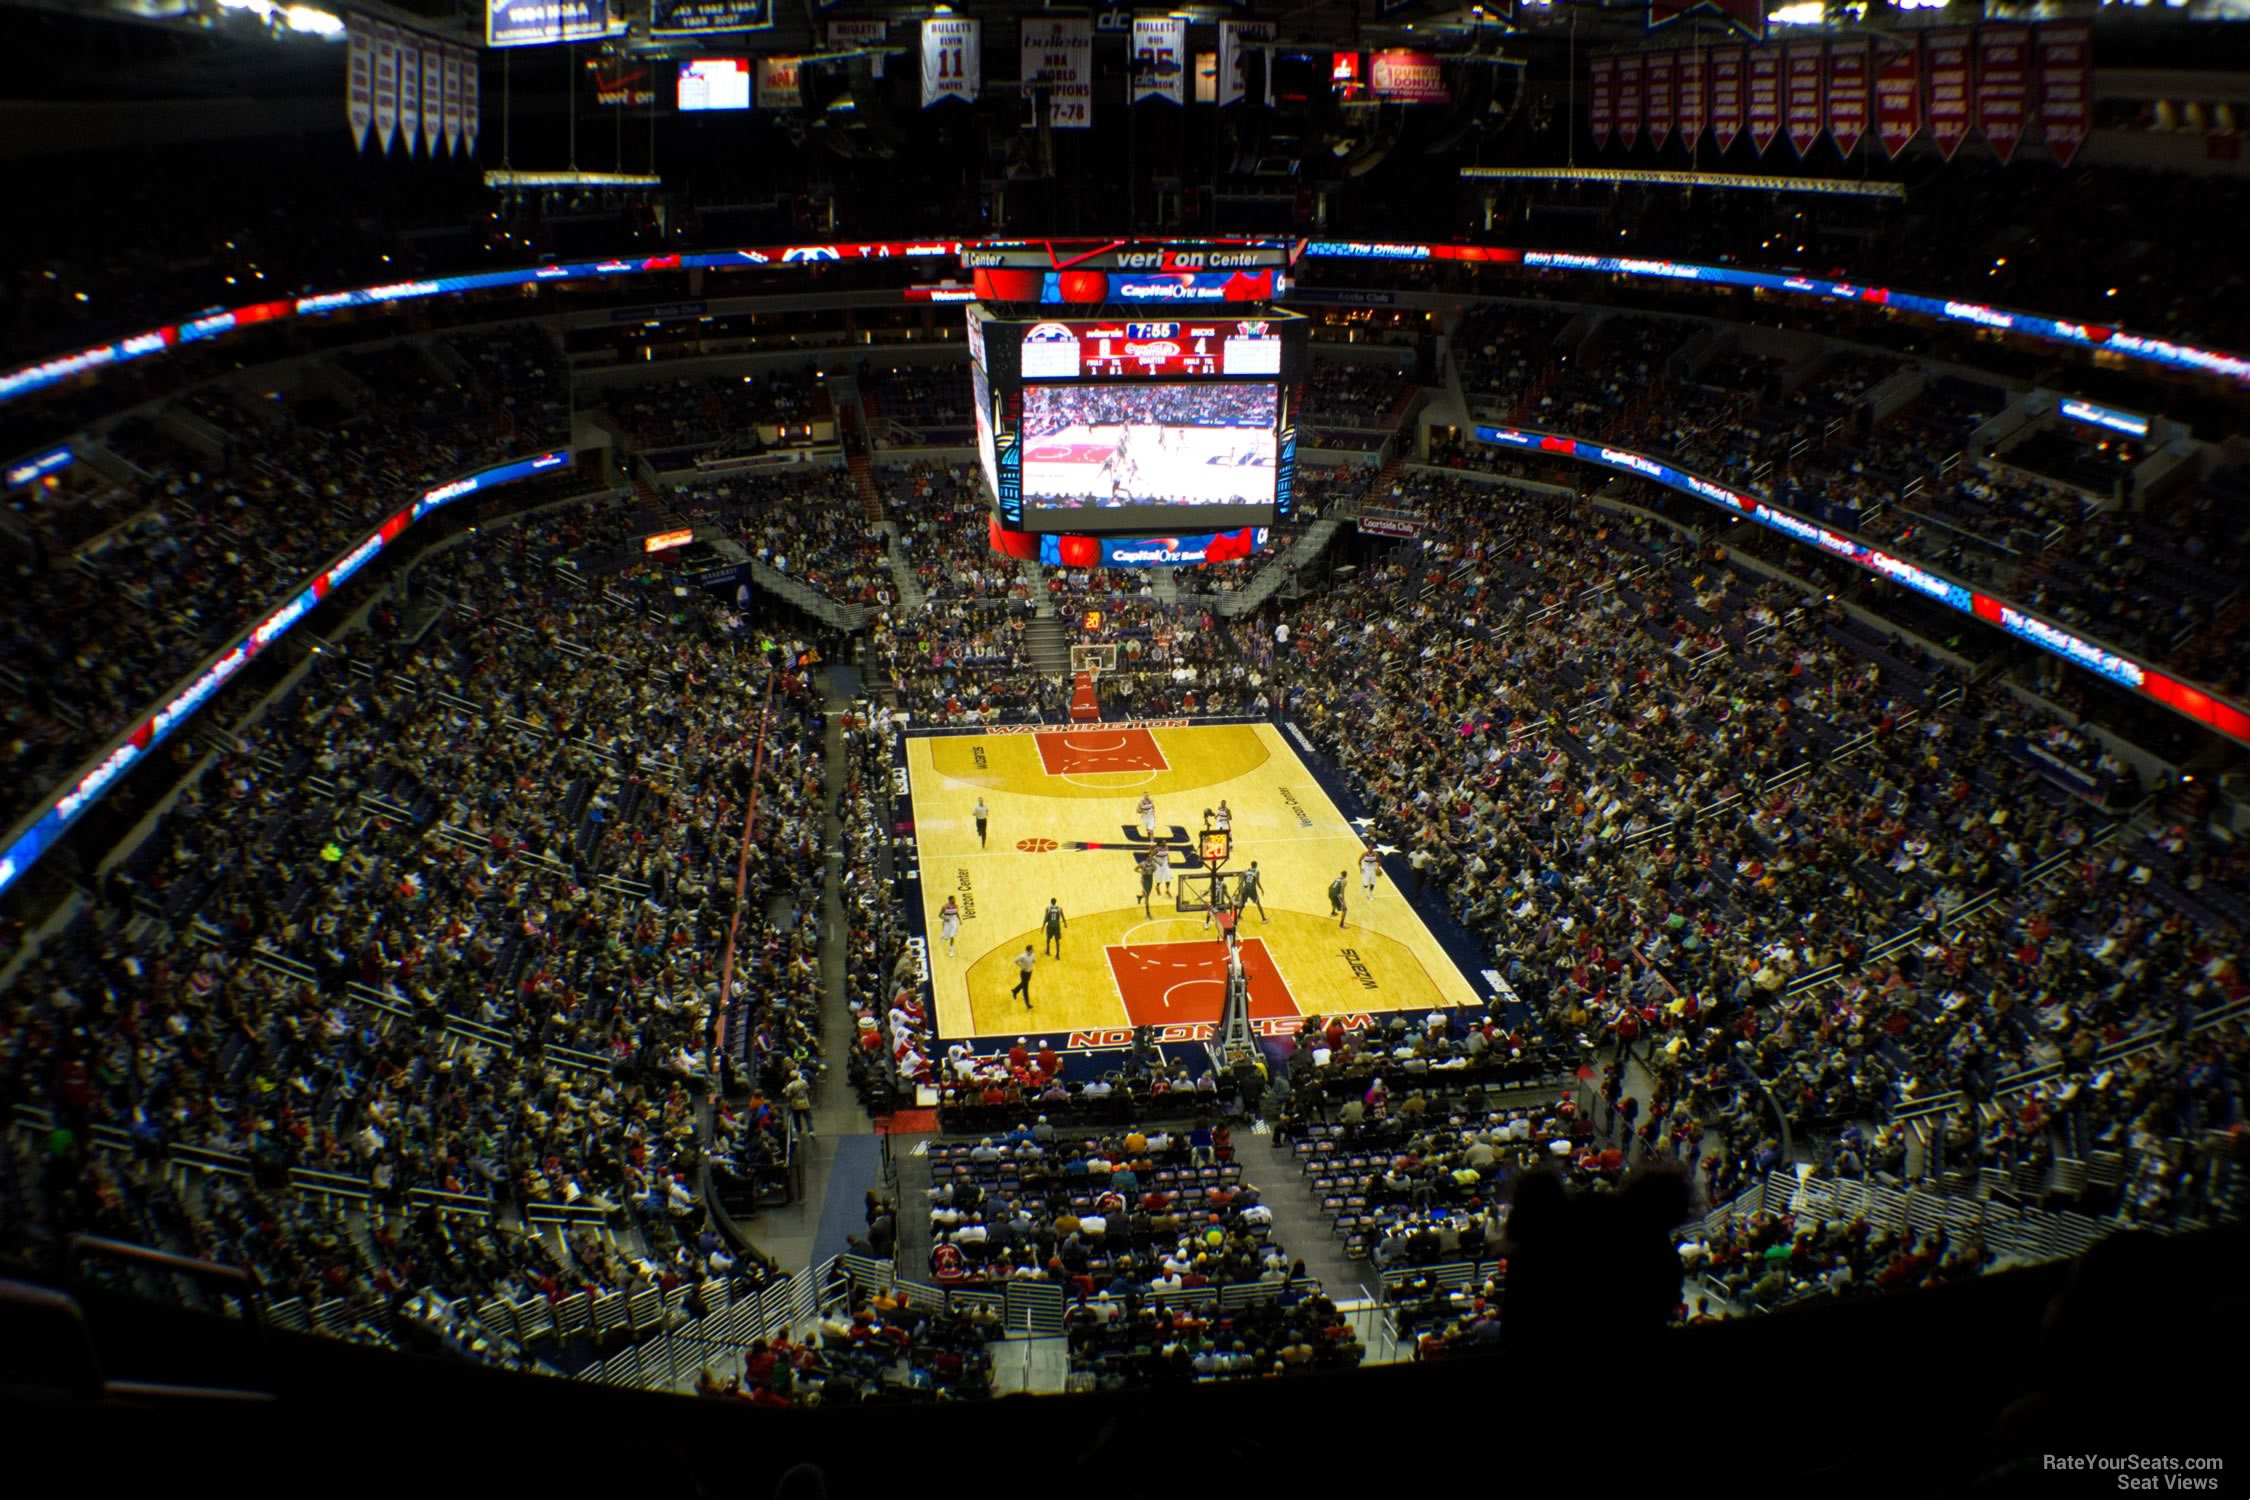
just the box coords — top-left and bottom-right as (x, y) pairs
(1615, 52), (1642, 150)
(1784, 40), (1824, 157)
(1677, 47), (1708, 153)
(828, 19), (886, 78)
(2036, 23), (2092, 167)
(650, 0), (774, 36)
(1709, 46), (1743, 152)
(1977, 26), (2031, 164)
(443, 46), (464, 152)
(1747, 45), (1780, 154)
(1218, 20), (1274, 107)
(373, 21), (399, 154)
(487, 0), (621, 48)
(347, 15), (373, 151)
(423, 43), (445, 155)
(1925, 28), (1973, 162)
(920, 17), (981, 107)
(1588, 54), (1614, 150)
(1021, 17), (1092, 129)
(462, 44), (480, 155)
(756, 55), (801, 109)
(1132, 16), (1186, 104)
(1370, 50), (1449, 105)
(397, 32), (420, 156)
(1645, 50), (1674, 152)
(1874, 34), (1920, 158)
(1826, 38), (1868, 159)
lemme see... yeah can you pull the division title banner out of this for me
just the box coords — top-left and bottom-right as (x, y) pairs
(650, 0), (772, 35)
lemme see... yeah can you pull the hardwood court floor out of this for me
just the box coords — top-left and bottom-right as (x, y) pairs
(904, 722), (1482, 1048)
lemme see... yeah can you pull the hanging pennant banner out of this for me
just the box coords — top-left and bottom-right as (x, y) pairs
(1827, 38), (1868, 159)
(1747, 45), (1780, 154)
(397, 33), (421, 156)
(2036, 23), (2092, 167)
(1132, 16), (1186, 104)
(757, 55), (801, 109)
(1977, 26), (2031, 164)
(1645, 50), (1674, 152)
(1676, 47), (1707, 153)
(921, 17), (981, 107)
(828, 19), (886, 78)
(1588, 54), (1614, 150)
(1022, 17), (1092, 129)
(1615, 52), (1642, 149)
(1925, 28), (1973, 162)
(1709, 46), (1743, 153)
(373, 22), (399, 153)
(444, 47), (464, 152)
(1874, 34), (1919, 158)
(348, 15), (373, 151)
(423, 43), (445, 155)
(1219, 20), (1274, 107)
(1785, 40), (1824, 157)
(462, 45), (480, 154)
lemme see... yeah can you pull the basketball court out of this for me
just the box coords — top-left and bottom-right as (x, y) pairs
(898, 718), (1485, 1056)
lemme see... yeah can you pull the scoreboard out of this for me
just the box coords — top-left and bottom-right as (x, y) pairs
(969, 274), (1306, 543)
(1021, 319), (1285, 380)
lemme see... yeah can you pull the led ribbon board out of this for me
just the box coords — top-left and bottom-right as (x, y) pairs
(9, 238), (2240, 411)
(1470, 424), (2250, 748)
(0, 450), (570, 899)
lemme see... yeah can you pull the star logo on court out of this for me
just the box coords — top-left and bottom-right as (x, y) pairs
(1349, 817), (1378, 831)
(1374, 844), (1401, 856)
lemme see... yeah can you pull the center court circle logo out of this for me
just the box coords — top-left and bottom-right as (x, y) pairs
(1015, 837), (1059, 853)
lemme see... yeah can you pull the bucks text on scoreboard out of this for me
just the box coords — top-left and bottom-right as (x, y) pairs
(1023, 320), (1283, 379)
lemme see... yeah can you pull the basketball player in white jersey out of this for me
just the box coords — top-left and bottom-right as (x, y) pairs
(939, 894), (961, 957)
(1360, 843), (1383, 903)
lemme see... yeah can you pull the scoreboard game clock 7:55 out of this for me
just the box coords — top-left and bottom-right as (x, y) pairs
(1022, 319), (1283, 379)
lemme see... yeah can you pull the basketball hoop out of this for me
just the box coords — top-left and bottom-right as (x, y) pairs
(1068, 643), (1119, 681)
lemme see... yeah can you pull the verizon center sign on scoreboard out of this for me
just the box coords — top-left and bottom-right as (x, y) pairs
(1018, 319), (1284, 379)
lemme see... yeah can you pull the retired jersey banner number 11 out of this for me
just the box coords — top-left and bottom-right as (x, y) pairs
(922, 17), (981, 107)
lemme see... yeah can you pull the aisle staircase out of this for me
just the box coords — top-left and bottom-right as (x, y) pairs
(829, 374), (885, 524)
(848, 453), (884, 523)
(1024, 616), (1071, 675)
(1217, 453), (1399, 618)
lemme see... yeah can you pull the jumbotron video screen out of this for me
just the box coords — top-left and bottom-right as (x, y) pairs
(1020, 383), (1278, 511)
(970, 299), (1308, 536)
